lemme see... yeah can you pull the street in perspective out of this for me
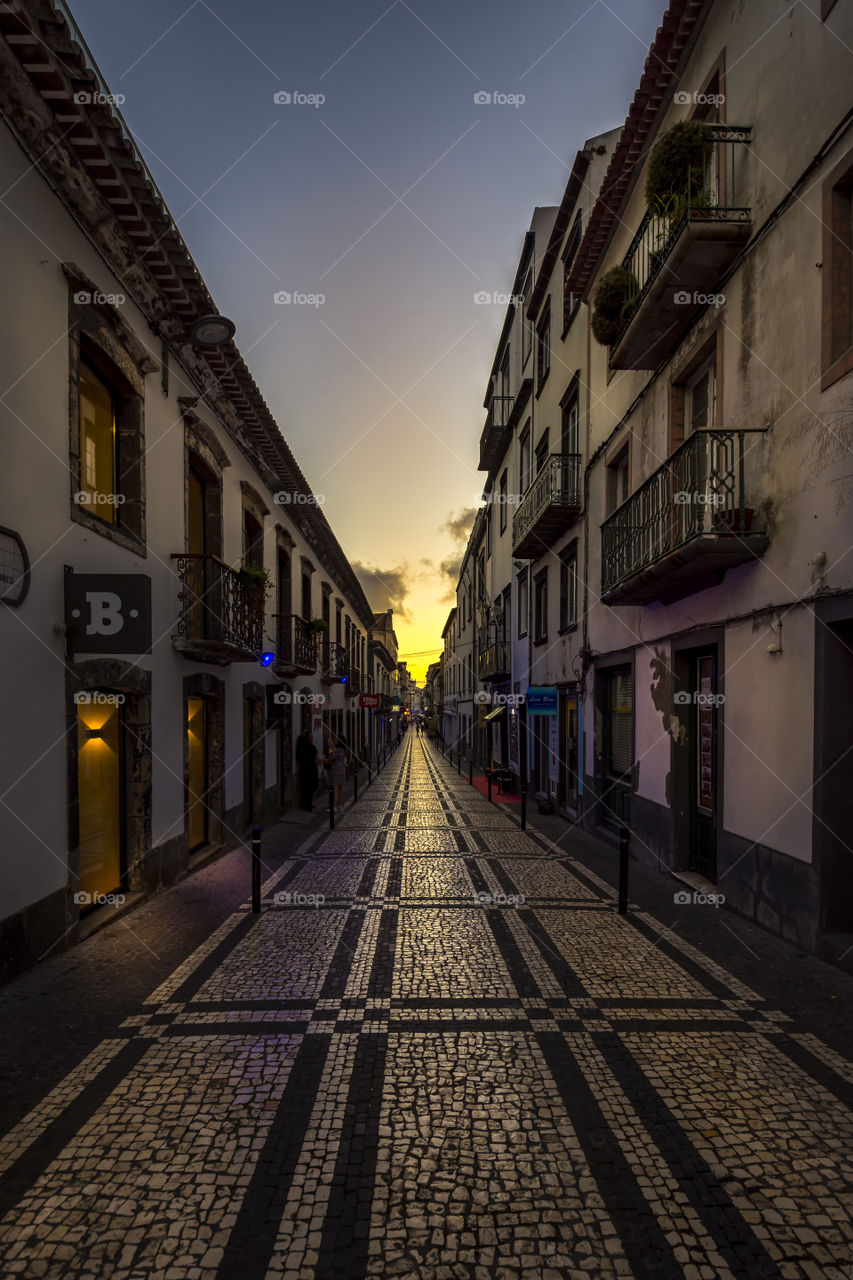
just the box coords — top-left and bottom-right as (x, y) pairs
(0, 1), (852, 1277)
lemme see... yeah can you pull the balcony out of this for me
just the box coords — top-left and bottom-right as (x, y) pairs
(172, 554), (264, 663)
(478, 639), (511, 682)
(320, 640), (347, 684)
(272, 614), (317, 675)
(479, 379), (533, 472)
(611, 125), (751, 370)
(512, 454), (582, 558)
(601, 429), (768, 604)
(345, 667), (361, 697)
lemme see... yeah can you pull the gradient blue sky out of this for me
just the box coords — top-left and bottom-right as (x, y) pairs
(69, 0), (664, 677)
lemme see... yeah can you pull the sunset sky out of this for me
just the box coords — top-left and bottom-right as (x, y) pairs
(71, 0), (663, 680)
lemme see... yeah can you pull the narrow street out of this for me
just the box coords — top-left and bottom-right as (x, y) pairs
(1, 734), (851, 1280)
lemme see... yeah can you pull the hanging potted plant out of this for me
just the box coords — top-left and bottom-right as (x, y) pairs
(238, 563), (271, 592)
(645, 120), (712, 223)
(591, 265), (636, 347)
(307, 617), (328, 633)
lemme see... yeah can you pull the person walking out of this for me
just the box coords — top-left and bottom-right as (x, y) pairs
(295, 729), (319, 811)
(320, 735), (347, 810)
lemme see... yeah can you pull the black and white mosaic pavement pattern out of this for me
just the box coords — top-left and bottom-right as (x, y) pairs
(1, 736), (852, 1278)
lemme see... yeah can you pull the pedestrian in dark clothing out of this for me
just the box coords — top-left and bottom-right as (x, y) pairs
(295, 730), (319, 811)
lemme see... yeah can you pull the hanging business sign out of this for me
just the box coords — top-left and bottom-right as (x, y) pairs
(65, 573), (152, 654)
(0, 527), (30, 606)
(526, 685), (558, 715)
(359, 693), (380, 709)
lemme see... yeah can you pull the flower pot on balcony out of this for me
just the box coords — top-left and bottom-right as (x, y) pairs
(591, 265), (637, 347)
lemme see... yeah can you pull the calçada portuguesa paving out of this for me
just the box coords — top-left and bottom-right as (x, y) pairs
(1, 737), (852, 1280)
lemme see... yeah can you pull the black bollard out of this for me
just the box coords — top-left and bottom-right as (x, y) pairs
(457, 752), (461, 776)
(618, 826), (630, 915)
(487, 772), (492, 803)
(329, 783), (335, 831)
(251, 825), (261, 914)
(354, 771), (358, 804)
(469, 757), (473, 785)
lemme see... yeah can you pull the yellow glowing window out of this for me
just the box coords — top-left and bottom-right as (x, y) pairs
(79, 360), (118, 523)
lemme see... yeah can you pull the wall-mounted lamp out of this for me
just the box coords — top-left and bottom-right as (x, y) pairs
(188, 314), (236, 348)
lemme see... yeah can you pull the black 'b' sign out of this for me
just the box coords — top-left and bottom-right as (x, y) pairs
(64, 574), (152, 654)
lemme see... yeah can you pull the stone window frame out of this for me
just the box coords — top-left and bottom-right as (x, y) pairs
(66, 660), (151, 909)
(821, 146), (853, 391)
(182, 402), (230, 558)
(65, 264), (156, 555)
(533, 567), (549, 646)
(182, 672), (226, 854)
(240, 481), (270, 572)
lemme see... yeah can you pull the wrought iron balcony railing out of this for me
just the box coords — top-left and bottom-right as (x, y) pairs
(513, 453), (582, 557)
(601, 429), (768, 604)
(273, 614), (317, 674)
(172, 554), (264, 662)
(611, 124), (751, 367)
(320, 640), (348, 684)
(478, 639), (511, 682)
(345, 667), (361, 697)
(479, 381), (532, 473)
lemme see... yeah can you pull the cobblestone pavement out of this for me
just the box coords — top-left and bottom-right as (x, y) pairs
(2, 736), (853, 1279)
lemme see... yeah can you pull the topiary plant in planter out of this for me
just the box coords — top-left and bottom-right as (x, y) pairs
(645, 120), (712, 221)
(591, 265), (636, 347)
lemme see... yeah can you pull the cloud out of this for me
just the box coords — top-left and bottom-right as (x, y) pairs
(434, 505), (478, 600)
(352, 561), (412, 621)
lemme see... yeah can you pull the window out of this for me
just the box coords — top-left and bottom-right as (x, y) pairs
(560, 384), (579, 455)
(536, 301), (551, 390)
(559, 544), (578, 631)
(242, 510), (264, 571)
(502, 586), (512, 643)
(518, 571), (529, 638)
(535, 430), (550, 476)
(499, 346), (511, 403)
(533, 570), (548, 644)
(521, 266), (534, 366)
(79, 361), (117, 523)
(519, 423), (531, 494)
(821, 151), (853, 390)
(486, 505), (492, 558)
(685, 355), (717, 433)
(499, 469), (508, 533)
(606, 446), (629, 515)
(562, 213), (582, 333)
